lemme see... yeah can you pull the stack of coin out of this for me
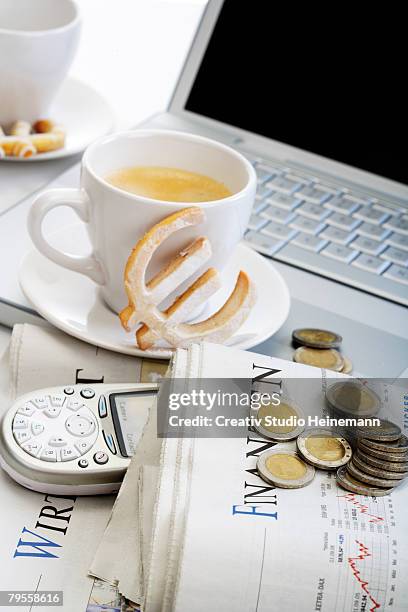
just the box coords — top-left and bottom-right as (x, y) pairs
(336, 420), (408, 496)
(292, 328), (352, 373)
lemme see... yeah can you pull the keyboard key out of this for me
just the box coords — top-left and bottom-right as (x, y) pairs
(266, 192), (302, 211)
(349, 236), (386, 256)
(294, 184), (335, 204)
(373, 202), (403, 215)
(324, 195), (361, 214)
(321, 243), (359, 263)
(292, 232), (328, 252)
(255, 184), (273, 202)
(384, 216), (408, 235)
(319, 226), (355, 245)
(244, 230), (285, 256)
(252, 199), (268, 214)
(353, 205), (389, 224)
(296, 202), (331, 221)
(265, 175), (303, 195)
(356, 222), (391, 241)
(290, 216), (326, 235)
(261, 221), (297, 240)
(381, 246), (408, 266)
(352, 254), (390, 274)
(383, 264), (408, 285)
(261, 205), (296, 224)
(248, 214), (267, 231)
(256, 166), (274, 184)
(385, 232), (408, 251)
(326, 212), (361, 232)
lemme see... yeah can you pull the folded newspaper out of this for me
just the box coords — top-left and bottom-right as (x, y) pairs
(1, 323), (167, 612)
(91, 342), (408, 611)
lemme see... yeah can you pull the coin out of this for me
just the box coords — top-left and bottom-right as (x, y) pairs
(341, 356), (353, 374)
(293, 347), (344, 371)
(352, 454), (405, 481)
(325, 381), (380, 417)
(360, 433), (408, 453)
(253, 400), (305, 441)
(356, 449), (408, 474)
(346, 461), (400, 488)
(292, 328), (342, 349)
(357, 440), (408, 463)
(257, 450), (315, 489)
(297, 428), (352, 470)
(356, 419), (401, 442)
(336, 466), (394, 497)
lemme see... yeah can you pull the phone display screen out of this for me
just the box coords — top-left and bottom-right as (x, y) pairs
(110, 391), (157, 457)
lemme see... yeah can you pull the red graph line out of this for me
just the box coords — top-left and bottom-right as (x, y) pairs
(348, 540), (381, 612)
(339, 493), (384, 524)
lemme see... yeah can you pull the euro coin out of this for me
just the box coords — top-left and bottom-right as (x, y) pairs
(352, 454), (405, 481)
(257, 449), (315, 489)
(325, 381), (380, 417)
(346, 461), (401, 489)
(357, 440), (408, 463)
(292, 328), (342, 349)
(253, 400), (305, 441)
(293, 347), (344, 371)
(297, 428), (352, 470)
(356, 419), (401, 442)
(341, 356), (353, 374)
(336, 466), (394, 497)
(360, 434), (408, 453)
(356, 449), (408, 474)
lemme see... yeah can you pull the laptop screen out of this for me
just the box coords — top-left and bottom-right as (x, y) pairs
(185, 1), (407, 186)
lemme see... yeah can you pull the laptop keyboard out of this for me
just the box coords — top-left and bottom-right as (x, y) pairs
(240, 152), (408, 306)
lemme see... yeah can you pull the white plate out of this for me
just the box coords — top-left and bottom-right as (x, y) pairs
(19, 228), (290, 358)
(1, 78), (114, 162)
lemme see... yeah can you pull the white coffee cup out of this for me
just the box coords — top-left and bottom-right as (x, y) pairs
(0, 0), (81, 126)
(28, 129), (257, 313)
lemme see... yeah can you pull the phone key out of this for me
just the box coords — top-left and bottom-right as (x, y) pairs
(356, 222), (391, 241)
(349, 236), (386, 257)
(17, 403), (36, 417)
(14, 430), (32, 444)
(248, 213), (268, 231)
(261, 204), (296, 224)
(381, 246), (408, 266)
(383, 264), (408, 285)
(291, 232), (328, 253)
(296, 202), (331, 221)
(61, 447), (80, 462)
(326, 212), (361, 232)
(74, 439), (95, 455)
(12, 416), (29, 430)
(31, 422), (45, 436)
(384, 216), (408, 235)
(385, 232), (408, 251)
(44, 405), (62, 418)
(31, 396), (50, 409)
(321, 243), (359, 263)
(289, 215), (326, 235)
(266, 192), (302, 211)
(49, 394), (66, 408)
(244, 231), (285, 256)
(294, 185), (335, 204)
(261, 221), (297, 240)
(353, 205), (389, 224)
(67, 399), (85, 411)
(21, 440), (42, 457)
(41, 448), (58, 462)
(49, 435), (68, 447)
(319, 226), (355, 245)
(352, 254), (390, 274)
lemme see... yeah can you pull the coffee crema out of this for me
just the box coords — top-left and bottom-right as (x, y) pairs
(105, 166), (232, 203)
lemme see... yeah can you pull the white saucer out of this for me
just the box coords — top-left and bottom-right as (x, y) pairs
(1, 78), (114, 162)
(19, 226), (290, 359)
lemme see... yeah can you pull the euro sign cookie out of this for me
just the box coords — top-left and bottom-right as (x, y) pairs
(119, 207), (256, 349)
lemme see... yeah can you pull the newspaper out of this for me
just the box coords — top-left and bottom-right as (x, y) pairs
(1, 323), (168, 612)
(95, 342), (408, 611)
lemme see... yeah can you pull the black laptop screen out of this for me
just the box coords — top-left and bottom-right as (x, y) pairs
(186, 1), (407, 186)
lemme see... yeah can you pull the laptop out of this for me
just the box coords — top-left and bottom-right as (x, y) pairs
(0, 0), (407, 376)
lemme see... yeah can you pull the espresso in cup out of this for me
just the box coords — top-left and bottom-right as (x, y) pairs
(106, 166), (232, 203)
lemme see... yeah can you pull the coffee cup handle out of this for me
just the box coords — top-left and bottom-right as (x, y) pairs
(28, 188), (106, 285)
